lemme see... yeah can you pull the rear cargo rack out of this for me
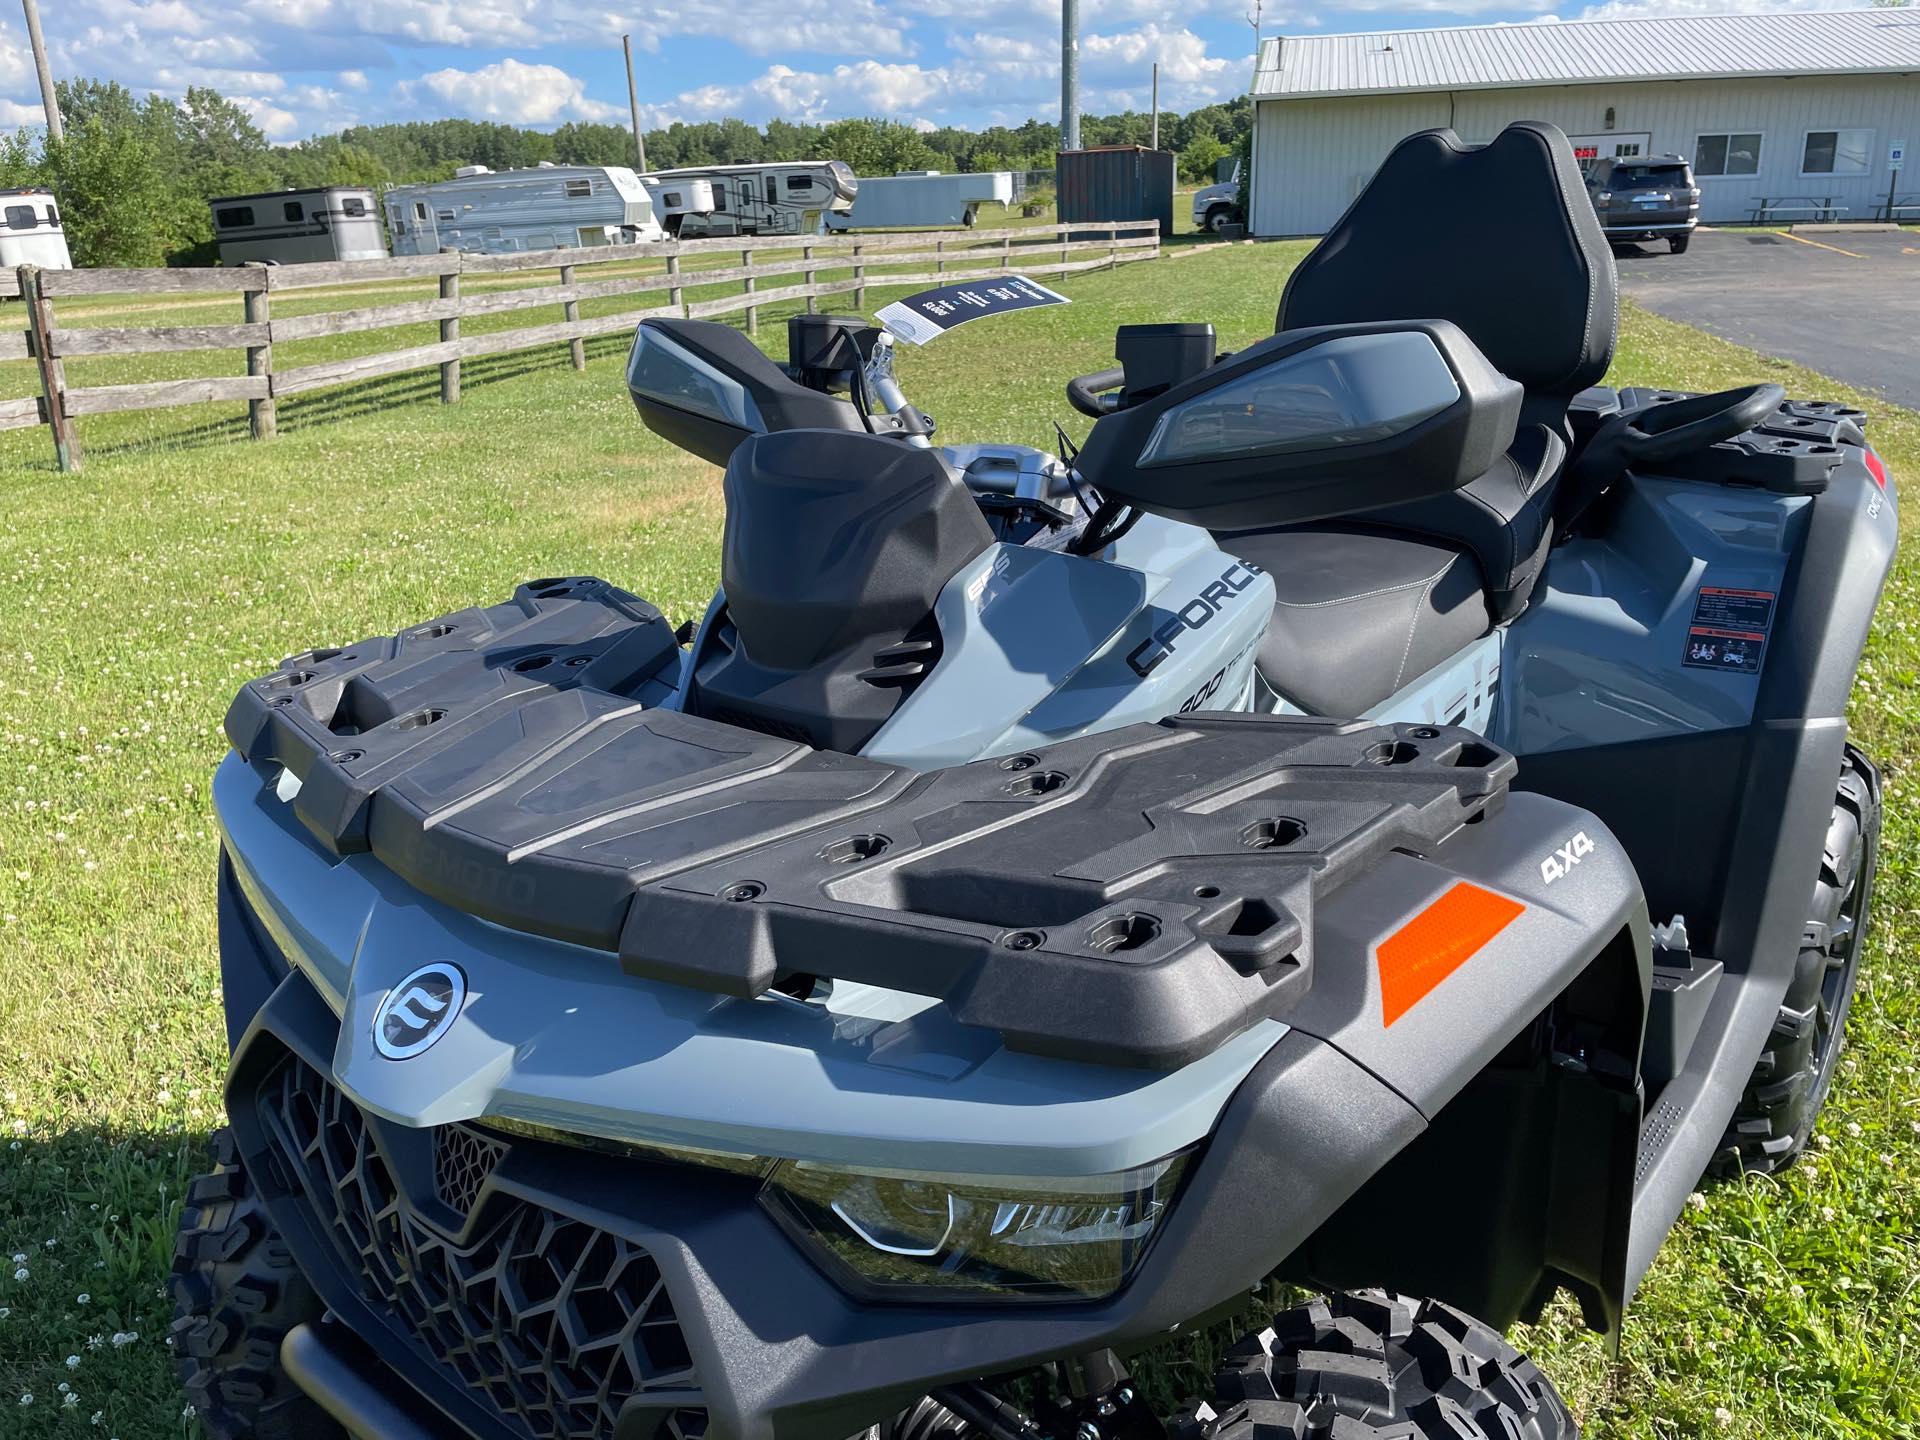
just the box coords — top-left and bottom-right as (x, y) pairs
(227, 581), (1517, 1069)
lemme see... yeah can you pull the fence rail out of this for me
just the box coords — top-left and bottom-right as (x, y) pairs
(3, 221), (1162, 472)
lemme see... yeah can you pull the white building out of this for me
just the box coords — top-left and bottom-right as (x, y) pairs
(1249, 8), (1920, 236)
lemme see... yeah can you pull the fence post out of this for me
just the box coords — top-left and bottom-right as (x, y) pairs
(853, 242), (865, 312)
(742, 248), (757, 335)
(439, 249), (461, 404)
(560, 261), (585, 371)
(19, 265), (80, 473)
(245, 267), (275, 441)
(1060, 223), (1070, 275)
(1107, 222), (1118, 271)
(1001, 230), (1013, 276)
(803, 244), (816, 315)
(936, 237), (946, 277)
(666, 252), (684, 315)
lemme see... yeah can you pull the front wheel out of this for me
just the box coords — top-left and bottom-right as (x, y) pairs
(1206, 207), (1233, 234)
(1195, 1291), (1577, 1439)
(169, 1130), (342, 1440)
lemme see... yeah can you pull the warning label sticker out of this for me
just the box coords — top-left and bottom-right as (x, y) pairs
(1682, 586), (1776, 674)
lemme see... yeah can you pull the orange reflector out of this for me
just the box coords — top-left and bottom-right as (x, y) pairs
(1376, 882), (1525, 1027)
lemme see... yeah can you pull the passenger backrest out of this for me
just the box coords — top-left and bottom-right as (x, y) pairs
(1277, 122), (1617, 427)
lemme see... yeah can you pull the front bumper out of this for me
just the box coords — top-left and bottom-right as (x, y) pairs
(219, 863), (1424, 1440)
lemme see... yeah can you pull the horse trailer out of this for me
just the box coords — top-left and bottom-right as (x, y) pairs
(385, 165), (663, 256)
(823, 170), (1014, 230)
(1, 188), (73, 269)
(208, 187), (387, 265)
(643, 161), (856, 238)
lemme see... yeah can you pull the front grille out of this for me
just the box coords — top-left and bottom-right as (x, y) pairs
(263, 1057), (707, 1440)
(437, 1124), (507, 1214)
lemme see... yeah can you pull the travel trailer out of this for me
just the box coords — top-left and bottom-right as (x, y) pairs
(824, 170), (1014, 230)
(385, 164), (663, 256)
(208, 187), (387, 265)
(0, 188), (72, 269)
(643, 161), (856, 238)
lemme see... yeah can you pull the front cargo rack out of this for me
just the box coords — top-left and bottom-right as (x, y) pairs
(227, 580), (1517, 1070)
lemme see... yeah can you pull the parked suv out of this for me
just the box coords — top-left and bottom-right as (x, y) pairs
(1586, 154), (1700, 253)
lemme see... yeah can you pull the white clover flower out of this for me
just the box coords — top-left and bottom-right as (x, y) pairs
(13, 1267), (26, 1281)
(17, 1393), (30, 1406)
(1714, 1408), (1733, 1428)
(41, 1237), (53, 1249)
(90, 1411), (102, 1425)
(56, 1383), (68, 1394)
(8, 1253), (21, 1264)
(64, 1355), (78, 1370)
(109, 1331), (136, 1347)
(1817, 1132), (1834, 1149)
(62, 1392), (78, 1409)
(1685, 1192), (1707, 1213)
(75, 1293), (87, 1304)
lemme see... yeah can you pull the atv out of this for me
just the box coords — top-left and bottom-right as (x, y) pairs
(175, 122), (1893, 1440)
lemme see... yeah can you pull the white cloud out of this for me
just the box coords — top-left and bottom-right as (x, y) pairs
(234, 93), (301, 140)
(415, 57), (620, 124)
(338, 69), (369, 91)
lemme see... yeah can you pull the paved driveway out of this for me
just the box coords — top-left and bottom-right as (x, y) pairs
(1614, 228), (1920, 410)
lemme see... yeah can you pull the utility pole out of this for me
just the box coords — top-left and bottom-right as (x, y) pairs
(1150, 63), (1160, 150)
(1061, 0), (1081, 152)
(622, 34), (647, 173)
(1248, 0), (1266, 71)
(21, 0), (63, 143)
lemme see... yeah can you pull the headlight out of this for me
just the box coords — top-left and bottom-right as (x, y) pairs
(1594, 191), (1612, 208)
(760, 1151), (1192, 1302)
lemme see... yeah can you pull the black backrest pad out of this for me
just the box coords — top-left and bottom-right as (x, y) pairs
(1278, 122), (1617, 403)
(689, 429), (994, 753)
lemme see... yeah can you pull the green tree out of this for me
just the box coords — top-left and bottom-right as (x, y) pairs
(551, 121), (636, 167)
(42, 80), (183, 265)
(1180, 133), (1228, 184)
(820, 117), (936, 176)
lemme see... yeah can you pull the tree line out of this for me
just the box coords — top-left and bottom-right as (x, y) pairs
(0, 78), (1250, 268)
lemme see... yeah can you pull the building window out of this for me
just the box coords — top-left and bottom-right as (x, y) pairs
(216, 205), (256, 228)
(283, 201), (303, 222)
(1694, 132), (1762, 178)
(341, 196), (367, 216)
(564, 179), (594, 198)
(4, 204), (36, 230)
(1802, 129), (1871, 177)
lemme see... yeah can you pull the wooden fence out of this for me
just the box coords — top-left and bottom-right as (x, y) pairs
(1, 221), (1161, 472)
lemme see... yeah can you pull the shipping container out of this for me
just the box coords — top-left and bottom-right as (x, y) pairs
(1055, 146), (1175, 238)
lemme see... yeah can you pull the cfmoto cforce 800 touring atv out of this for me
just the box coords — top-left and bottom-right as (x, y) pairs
(177, 123), (1893, 1440)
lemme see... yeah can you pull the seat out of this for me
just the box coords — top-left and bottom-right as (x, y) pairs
(1221, 527), (1491, 717)
(1221, 122), (1617, 712)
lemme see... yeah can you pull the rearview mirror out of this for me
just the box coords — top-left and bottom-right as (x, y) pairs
(1075, 320), (1522, 532)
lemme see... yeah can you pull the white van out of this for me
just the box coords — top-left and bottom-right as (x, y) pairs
(0, 189), (73, 269)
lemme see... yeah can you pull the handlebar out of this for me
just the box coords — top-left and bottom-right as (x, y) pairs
(1066, 367), (1126, 420)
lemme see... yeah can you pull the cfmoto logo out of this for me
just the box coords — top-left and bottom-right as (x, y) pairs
(1540, 832), (1596, 885)
(373, 963), (467, 1060)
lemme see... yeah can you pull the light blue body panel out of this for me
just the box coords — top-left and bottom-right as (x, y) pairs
(214, 753), (1287, 1178)
(1495, 478), (1809, 753)
(867, 516), (1272, 768)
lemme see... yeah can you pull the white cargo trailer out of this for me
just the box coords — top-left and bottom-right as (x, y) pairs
(0, 188), (72, 269)
(209, 187), (386, 265)
(642, 161), (855, 238)
(824, 171), (1015, 230)
(385, 164), (663, 256)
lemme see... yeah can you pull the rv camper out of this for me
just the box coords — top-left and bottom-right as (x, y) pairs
(208, 187), (387, 265)
(385, 164), (663, 256)
(824, 170), (1014, 230)
(0, 189), (72, 269)
(642, 161), (856, 238)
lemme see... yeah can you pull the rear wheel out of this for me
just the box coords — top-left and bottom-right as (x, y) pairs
(1714, 745), (1880, 1175)
(1669, 233), (1692, 254)
(169, 1130), (341, 1440)
(1194, 1290), (1577, 1439)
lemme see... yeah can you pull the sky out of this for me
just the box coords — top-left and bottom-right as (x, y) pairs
(0, 0), (1881, 143)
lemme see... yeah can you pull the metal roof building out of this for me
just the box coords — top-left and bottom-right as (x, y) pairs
(1248, 8), (1920, 234)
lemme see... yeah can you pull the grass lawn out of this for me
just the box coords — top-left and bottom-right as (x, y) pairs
(0, 242), (1915, 1439)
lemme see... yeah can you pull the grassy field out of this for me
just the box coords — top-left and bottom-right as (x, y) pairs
(0, 242), (1915, 1439)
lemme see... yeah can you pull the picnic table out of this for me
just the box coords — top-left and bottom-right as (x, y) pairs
(1749, 195), (1849, 224)
(1879, 193), (1920, 223)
